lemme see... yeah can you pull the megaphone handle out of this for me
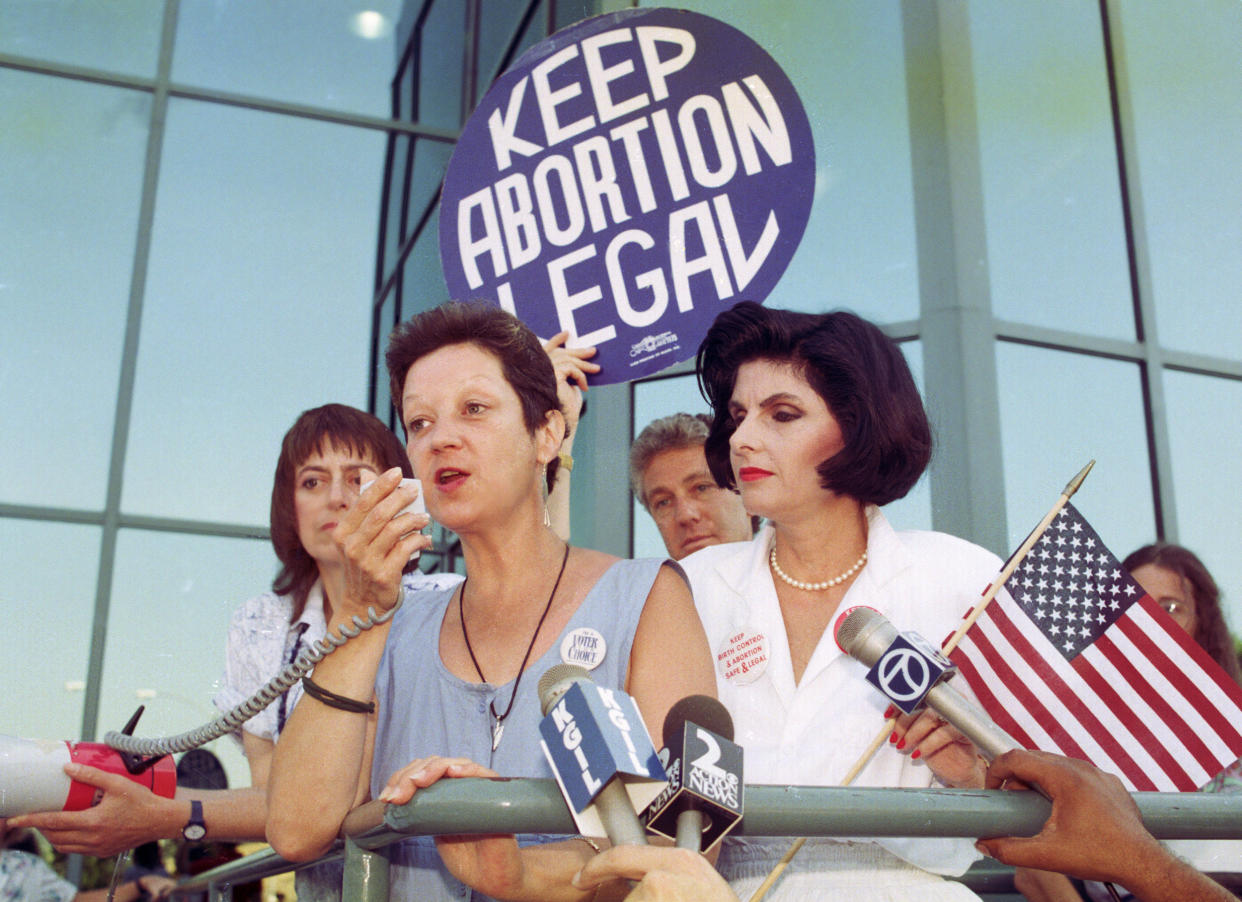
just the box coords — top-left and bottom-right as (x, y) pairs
(115, 706), (169, 776)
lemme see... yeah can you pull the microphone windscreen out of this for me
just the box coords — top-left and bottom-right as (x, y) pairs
(662, 695), (734, 745)
(834, 605), (884, 654)
(537, 663), (592, 714)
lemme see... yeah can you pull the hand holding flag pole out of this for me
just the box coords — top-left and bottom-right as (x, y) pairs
(841, 460), (1095, 787)
(746, 461), (1095, 902)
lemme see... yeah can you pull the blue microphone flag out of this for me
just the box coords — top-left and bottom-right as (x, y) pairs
(539, 681), (666, 836)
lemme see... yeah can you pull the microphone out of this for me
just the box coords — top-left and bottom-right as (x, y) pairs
(0, 735), (176, 817)
(537, 665), (665, 846)
(834, 606), (1022, 761)
(644, 695), (743, 853)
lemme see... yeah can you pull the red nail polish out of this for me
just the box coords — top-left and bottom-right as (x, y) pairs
(883, 705), (896, 719)
(896, 737), (906, 751)
(889, 731), (898, 744)
(911, 749), (921, 760)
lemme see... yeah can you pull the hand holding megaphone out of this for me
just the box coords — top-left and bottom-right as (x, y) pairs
(2, 736), (177, 857)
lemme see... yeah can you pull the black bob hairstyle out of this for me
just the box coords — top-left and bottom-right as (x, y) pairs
(696, 301), (931, 507)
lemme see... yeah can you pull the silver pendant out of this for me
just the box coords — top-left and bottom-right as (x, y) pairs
(491, 719), (504, 751)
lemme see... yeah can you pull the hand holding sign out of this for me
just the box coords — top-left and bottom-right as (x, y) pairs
(543, 330), (598, 435)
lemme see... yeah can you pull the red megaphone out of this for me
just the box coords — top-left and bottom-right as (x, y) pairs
(0, 735), (177, 817)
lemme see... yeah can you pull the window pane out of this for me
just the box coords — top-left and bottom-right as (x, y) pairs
(885, 341), (930, 533)
(1163, 370), (1242, 630)
(121, 100), (383, 524)
(0, 1), (161, 76)
(969, 1), (1134, 340)
(0, 72), (148, 509)
(642, 0), (919, 323)
(553, 1), (594, 31)
(477, 0), (536, 101)
(996, 343), (1155, 555)
(99, 530), (276, 787)
(409, 138), (455, 243)
(394, 48), (414, 122)
(402, 206), (447, 315)
(373, 287), (398, 426)
(0, 520), (100, 742)
(509, 1), (551, 86)
(416, 0), (466, 129)
(172, 0), (403, 116)
(381, 131), (412, 278)
(1114, 1), (1242, 361)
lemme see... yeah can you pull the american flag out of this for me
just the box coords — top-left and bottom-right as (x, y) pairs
(949, 502), (1242, 792)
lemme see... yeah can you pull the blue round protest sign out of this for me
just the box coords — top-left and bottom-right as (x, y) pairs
(439, 7), (815, 384)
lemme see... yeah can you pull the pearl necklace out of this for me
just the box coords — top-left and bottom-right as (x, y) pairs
(769, 546), (868, 591)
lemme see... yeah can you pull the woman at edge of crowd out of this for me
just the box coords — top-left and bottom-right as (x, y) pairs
(1123, 543), (1242, 690)
(1015, 541), (1242, 902)
(6, 404), (456, 902)
(678, 301), (998, 900)
(265, 301), (716, 901)
(215, 403), (463, 901)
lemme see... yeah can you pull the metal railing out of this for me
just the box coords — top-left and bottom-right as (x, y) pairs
(171, 779), (1242, 901)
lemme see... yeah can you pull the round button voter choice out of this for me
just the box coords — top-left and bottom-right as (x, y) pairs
(439, 7), (815, 384)
(561, 627), (607, 670)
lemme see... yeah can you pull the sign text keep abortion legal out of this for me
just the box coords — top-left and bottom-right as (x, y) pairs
(439, 8), (814, 383)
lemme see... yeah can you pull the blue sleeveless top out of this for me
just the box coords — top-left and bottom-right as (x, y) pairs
(371, 557), (669, 902)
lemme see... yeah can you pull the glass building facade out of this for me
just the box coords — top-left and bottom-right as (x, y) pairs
(3, 0), (1241, 803)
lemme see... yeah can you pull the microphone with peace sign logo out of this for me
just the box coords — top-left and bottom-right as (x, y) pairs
(834, 606), (1023, 762)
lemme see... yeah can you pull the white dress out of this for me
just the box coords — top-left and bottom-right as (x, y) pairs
(679, 506), (1001, 901)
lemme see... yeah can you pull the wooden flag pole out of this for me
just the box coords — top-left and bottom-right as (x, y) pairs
(747, 461), (1095, 902)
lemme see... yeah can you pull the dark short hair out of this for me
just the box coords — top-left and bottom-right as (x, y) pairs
(1123, 543), (1241, 685)
(696, 301), (931, 506)
(385, 301), (563, 489)
(270, 403), (415, 622)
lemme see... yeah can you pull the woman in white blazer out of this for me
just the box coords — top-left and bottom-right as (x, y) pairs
(680, 301), (1001, 901)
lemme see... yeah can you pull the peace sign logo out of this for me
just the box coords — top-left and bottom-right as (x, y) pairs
(875, 646), (933, 703)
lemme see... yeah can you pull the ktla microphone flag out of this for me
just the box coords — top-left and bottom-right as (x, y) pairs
(949, 503), (1242, 792)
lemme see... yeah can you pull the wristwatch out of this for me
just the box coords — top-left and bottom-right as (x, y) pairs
(181, 799), (207, 841)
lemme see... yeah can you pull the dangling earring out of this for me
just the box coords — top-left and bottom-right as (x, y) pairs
(541, 464), (551, 528)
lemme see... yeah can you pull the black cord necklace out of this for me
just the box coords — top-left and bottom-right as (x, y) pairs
(459, 541), (571, 751)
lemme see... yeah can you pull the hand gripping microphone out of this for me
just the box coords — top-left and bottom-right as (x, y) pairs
(643, 695), (743, 853)
(0, 735), (176, 817)
(537, 664), (665, 845)
(834, 606), (1022, 761)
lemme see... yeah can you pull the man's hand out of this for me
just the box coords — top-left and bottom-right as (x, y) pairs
(573, 846), (738, 902)
(975, 749), (1160, 881)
